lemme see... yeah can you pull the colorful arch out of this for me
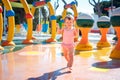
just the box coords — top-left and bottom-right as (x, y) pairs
(1, 0), (56, 46)
(61, 1), (78, 21)
(1, 0), (34, 45)
(0, 6), (4, 50)
(32, 0), (57, 42)
(61, 1), (79, 42)
(20, 0), (34, 44)
(2, 0), (15, 46)
(10, 0), (35, 44)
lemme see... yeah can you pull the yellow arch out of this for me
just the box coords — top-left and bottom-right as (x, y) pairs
(61, 2), (79, 42)
(46, 2), (57, 42)
(61, 2), (78, 30)
(1, 0), (56, 45)
(20, 0), (34, 44)
(31, 7), (36, 16)
(2, 0), (15, 46)
(32, 1), (57, 42)
(62, 2), (78, 22)
(0, 6), (4, 50)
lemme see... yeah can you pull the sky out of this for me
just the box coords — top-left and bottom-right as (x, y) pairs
(51, 0), (94, 15)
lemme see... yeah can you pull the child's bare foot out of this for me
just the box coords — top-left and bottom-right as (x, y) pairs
(67, 63), (69, 67)
(66, 67), (72, 73)
(67, 63), (72, 70)
(68, 67), (72, 70)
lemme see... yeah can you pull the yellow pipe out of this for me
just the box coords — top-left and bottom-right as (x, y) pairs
(71, 5), (79, 42)
(20, 0), (33, 44)
(2, 0), (15, 46)
(62, 9), (67, 20)
(51, 20), (56, 39)
(22, 18), (33, 44)
(26, 18), (33, 40)
(7, 17), (15, 41)
(20, 0), (31, 13)
(0, 6), (4, 50)
(47, 2), (54, 15)
(0, 9), (3, 41)
(31, 7), (36, 16)
(2, 0), (12, 11)
(46, 2), (57, 42)
(72, 5), (78, 18)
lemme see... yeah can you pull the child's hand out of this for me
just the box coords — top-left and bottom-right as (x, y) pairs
(56, 23), (61, 34)
(74, 28), (79, 37)
(56, 23), (60, 29)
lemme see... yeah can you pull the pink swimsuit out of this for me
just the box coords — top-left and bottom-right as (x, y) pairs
(62, 27), (75, 48)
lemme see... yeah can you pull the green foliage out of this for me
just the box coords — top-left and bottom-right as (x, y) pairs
(56, 15), (62, 23)
(110, 16), (120, 27)
(100, 0), (120, 16)
(97, 22), (110, 28)
(100, 1), (111, 16)
(76, 19), (94, 28)
(113, 0), (120, 8)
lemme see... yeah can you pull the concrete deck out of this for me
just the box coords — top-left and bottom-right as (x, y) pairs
(0, 33), (120, 80)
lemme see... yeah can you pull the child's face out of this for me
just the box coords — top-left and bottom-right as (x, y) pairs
(64, 18), (74, 28)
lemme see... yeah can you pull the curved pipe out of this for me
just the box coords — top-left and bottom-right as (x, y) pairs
(2, 0), (15, 46)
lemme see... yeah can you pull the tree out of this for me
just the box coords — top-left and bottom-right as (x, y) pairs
(100, 1), (111, 16)
(113, 0), (120, 8)
(99, 0), (120, 16)
(88, 0), (103, 17)
(54, 0), (59, 11)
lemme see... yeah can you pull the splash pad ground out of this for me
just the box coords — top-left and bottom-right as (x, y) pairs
(0, 33), (120, 80)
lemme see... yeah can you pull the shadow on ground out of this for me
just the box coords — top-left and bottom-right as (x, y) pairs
(92, 59), (120, 69)
(27, 67), (71, 80)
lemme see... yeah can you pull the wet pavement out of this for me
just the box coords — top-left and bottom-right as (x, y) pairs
(0, 33), (120, 80)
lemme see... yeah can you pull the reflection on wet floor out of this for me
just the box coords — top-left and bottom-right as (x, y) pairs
(0, 43), (120, 80)
(0, 54), (2, 80)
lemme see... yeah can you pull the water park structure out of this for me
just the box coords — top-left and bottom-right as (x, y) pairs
(0, 0), (120, 80)
(0, 0), (57, 47)
(0, 0), (120, 58)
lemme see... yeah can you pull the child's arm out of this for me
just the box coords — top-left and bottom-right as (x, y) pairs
(57, 23), (64, 34)
(74, 28), (79, 37)
(57, 28), (64, 34)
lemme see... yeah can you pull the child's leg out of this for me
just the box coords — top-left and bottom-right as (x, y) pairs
(67, 48), (74, 68)
(62, 46), (69, 62)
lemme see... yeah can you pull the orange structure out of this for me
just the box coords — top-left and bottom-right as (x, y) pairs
(97, 16), (111, 48)
(110, 7), (120, 59)
(76, 13), (94, 51)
